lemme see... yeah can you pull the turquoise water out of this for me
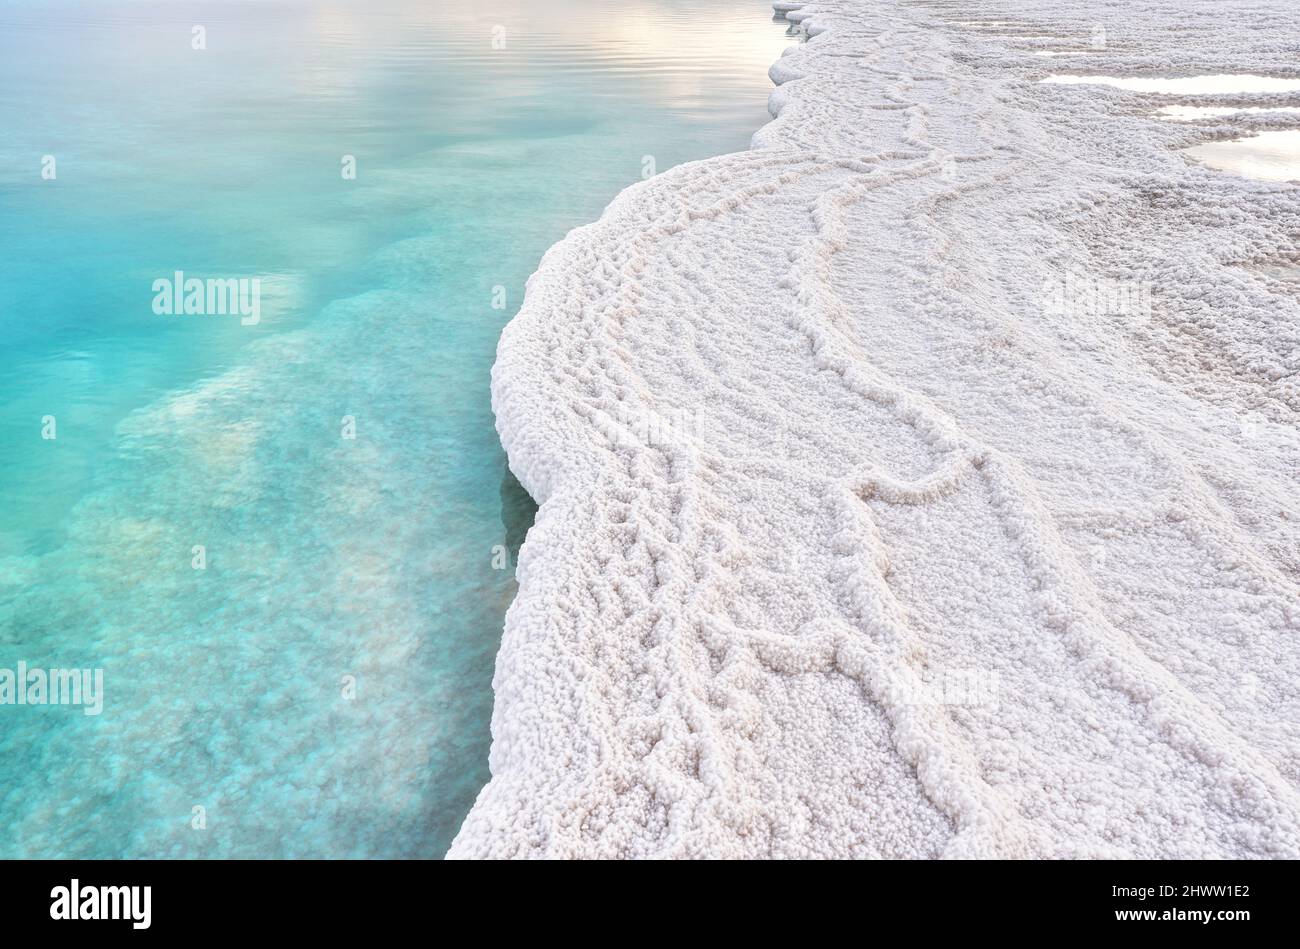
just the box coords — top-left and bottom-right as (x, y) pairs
(0, 0), (792, 857)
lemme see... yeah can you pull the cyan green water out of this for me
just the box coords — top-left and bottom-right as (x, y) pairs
(0, 0), (793, 857)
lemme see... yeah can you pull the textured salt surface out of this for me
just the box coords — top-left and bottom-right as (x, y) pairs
(1158, 106), (1300, 120)
(451, 0), (1300, 858)
(1041, 74), (1300, 94)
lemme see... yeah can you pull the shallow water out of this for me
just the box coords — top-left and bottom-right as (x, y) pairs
(1256, 263), (1300, 282)
(1184, 130), (1300, 183)
(0, 0), (792, 858)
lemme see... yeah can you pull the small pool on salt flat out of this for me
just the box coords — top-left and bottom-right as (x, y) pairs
(1184, 130), (1300, 183)
(1036, 74), (1300, 183)
(1041, 74), (1300, 94)
(1257, 263), (1300, 282)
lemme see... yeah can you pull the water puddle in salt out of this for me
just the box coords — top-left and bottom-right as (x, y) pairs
(1255, 263), (1300, 283)
(1184, 130), (1300, 182)
(1038, 73), (1300, 184)
(1041, 74), (1300, 94)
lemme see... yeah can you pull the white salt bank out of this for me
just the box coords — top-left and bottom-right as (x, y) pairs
(452, 0), (1300, 859)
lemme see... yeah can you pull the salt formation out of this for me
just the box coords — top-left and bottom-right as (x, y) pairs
(451, 0), (1300, 858)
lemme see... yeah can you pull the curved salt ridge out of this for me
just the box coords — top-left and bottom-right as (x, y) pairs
(450, 0), (1300, 858)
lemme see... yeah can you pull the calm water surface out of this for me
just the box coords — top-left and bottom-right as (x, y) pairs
(0, 0), (793, 857)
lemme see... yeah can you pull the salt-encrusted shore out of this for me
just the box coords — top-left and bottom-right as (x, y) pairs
(450, 0), (1300, 858)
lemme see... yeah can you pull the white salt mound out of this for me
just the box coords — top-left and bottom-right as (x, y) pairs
(450, 0), (1300, 858)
